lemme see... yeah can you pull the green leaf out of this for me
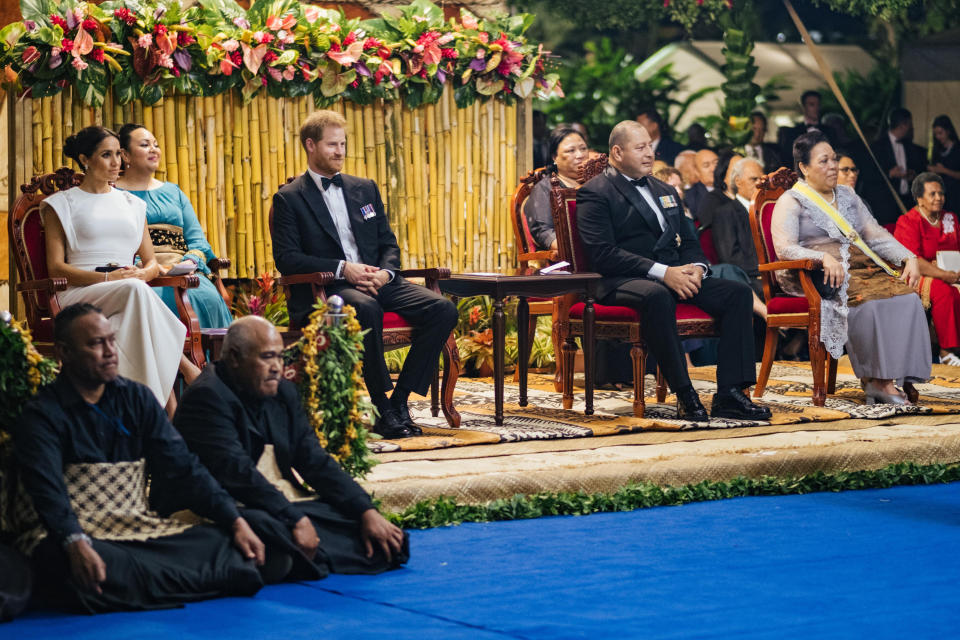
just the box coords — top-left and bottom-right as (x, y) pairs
(0, 23), (26, 50)
(475, 76), (504, 96)
(19, 0), (56, 23)
(197, 0), (248, 22)
(320, 63), (355, 97)
(406, 0), (444, 24)
(76, 64), (107, 106)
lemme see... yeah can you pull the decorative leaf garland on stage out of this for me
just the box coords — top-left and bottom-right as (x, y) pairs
(0, 312), (59, 536)
(282, 299), (378, 479)
(0, 0), (563, 109)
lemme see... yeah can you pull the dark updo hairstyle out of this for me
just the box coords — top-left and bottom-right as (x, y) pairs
(547, 125), (587, 173)
(793, 130), (831, 178)
(911, 171), (944, 201)
(118, 123), (147, 151)
(63, 125), (119, 171)
(932, 114), (959, 156)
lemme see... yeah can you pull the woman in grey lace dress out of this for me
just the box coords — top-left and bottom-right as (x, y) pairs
(771, 131), (930, 404)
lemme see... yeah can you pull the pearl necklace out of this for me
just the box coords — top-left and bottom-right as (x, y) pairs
(919, 206), (941, 226)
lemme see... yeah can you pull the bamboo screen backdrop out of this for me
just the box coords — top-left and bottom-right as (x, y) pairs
(8, 89), (532, 289)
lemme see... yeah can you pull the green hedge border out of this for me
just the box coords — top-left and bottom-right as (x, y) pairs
(383, 461), (960, 529)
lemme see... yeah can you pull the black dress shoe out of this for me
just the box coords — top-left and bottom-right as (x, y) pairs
(373, 409), (415, 439)
(392, 402), (423, 436)
(711, 387), (772, 420)
(676, 387), (710, 422)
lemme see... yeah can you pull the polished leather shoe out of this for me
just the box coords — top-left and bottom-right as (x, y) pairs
(676, 387), (710, 422)
(711, 387), (772, 420)
(373, 409), (414, 439)
(392, 402), (424, 436)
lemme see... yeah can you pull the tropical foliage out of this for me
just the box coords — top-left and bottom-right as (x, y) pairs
(0, 0), (562, 108)
(0, 312), (59, 435)
(230, 272), (289, 327)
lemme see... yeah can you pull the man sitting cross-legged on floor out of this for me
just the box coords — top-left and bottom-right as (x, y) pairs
(271, 109), (459, 439)
(172, 316), (408, 582)
(575, 120), (771, 422)
(12, 303), (266, 614)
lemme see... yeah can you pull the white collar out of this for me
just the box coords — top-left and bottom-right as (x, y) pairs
(888, 130), (902, 146)
(307, 168), (341, 190)
(736, 193), (752, 209)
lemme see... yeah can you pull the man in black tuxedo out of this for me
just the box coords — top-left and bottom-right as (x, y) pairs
(636, 108), (684, 166)
(271, 110), (458, 439)
(863, 108), (926, 225)
(745, 112), (783, 174)
(576, 120), (770, 421)
(778, 90), (827, 161)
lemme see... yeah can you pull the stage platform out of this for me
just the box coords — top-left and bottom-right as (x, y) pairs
(363, 361), (960, 511)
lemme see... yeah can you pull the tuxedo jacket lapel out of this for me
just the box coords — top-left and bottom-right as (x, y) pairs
(341, 177), (367, 251)
(298, 173), (344, 254)
(605, 167), (664, 234)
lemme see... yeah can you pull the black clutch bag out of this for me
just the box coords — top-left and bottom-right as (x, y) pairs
(809, 268), (840, 300)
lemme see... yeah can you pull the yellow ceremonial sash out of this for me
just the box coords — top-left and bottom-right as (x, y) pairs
(792, 182), (901, 277)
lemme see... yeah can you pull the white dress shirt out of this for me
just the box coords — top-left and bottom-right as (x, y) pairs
(621, 172), (706, 281)
(308, 168), (360, 279)
(736, 193), (752, 211)
(889, 130), (909, 195)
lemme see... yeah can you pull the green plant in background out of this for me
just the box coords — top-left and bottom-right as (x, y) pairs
(537, 38), (716, 146)
(230, 273), (289, 327)
(697, 25), (760, 150)
(815, 64), (900, 145)
(384, 345), (411, 374)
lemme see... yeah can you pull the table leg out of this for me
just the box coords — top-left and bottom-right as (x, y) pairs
(583, 294), (595, 415)
(517, 296), (530, 407)
(493, 296), (506, 425)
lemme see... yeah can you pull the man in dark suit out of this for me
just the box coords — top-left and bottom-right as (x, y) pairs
(778, 90), (827, 161)
(637, 108), (684, 166)
(576, 121), (770, 421)
(863, 108), (926, 225)
(746, 112), (783, 174)
(173, 317), (408, 582)
(683, 148), (718, 222)
(271, 110), (459, 439)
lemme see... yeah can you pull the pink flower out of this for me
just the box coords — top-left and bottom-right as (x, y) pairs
(138, 33), (153, 48)
(222, 39), (239, 53)
(303, 6), (323, 24)
(282, 64), (296, 81)
(157, 52), (174, 69)
(461, 13), (479, 30)
(268, 66), (282, 82)
(71, 57), (88, 71)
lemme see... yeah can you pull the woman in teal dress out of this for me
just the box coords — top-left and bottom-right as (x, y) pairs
(115, 124), (233, 328)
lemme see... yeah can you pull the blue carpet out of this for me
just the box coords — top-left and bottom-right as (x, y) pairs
(9, 483), (960, 639)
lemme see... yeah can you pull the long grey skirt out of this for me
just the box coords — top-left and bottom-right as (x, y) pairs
(845, 293), (932, 382)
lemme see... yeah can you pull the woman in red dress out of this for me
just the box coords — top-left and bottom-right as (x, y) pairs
(894, 172), (960, 365)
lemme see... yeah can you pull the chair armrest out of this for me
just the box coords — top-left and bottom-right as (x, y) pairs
(518, 250), (555, 262)
(278, 272), (336, 287)
(207, 257), (231, 272)
(17, 277), (68, 293)
(149, 275), (200, 289)
(758, 259), (821, 272)
(398, 268), (451, 280)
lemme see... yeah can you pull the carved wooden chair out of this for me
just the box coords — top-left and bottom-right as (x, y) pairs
(268, 194), (461, 428)
(10, 168), (207, 367)
(748, 167), (837, 406)
(509, 167), (562, 381)
(550, 155), (719, 417)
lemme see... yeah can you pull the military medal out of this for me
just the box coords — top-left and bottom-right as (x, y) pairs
(659, 195), (677, 209)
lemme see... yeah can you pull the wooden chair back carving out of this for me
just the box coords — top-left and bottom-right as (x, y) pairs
(749, 167), (799, 302)
(577, 153), (608, 184)
(510, 167), (553, 266)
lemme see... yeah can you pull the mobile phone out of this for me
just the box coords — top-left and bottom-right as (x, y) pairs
(94, 265), (122, 273)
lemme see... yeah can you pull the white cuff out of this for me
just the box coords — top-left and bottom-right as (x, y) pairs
(384, 269), (395, 283)
(336, 260), (345, 279)
(694, 263), (708, 276)
(648, 263), (668, 281)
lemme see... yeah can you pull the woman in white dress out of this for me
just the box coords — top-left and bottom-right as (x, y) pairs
(42, 126), (200, 410)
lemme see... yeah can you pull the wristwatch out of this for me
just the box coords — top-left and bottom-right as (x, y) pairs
(62, 532), (93, 548)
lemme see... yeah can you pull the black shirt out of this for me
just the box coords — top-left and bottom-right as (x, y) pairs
(14, 375), (240, 544)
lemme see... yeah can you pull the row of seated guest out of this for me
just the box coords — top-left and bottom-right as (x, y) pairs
(13, 304), (407, 613)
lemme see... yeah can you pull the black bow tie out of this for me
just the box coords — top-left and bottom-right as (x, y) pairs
(320, 174), (343, 190)
(629, 176), (649, 188)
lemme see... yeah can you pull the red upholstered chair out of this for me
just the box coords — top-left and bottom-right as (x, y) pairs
(550, 155), (718, 417)
(10, 168), (207, 367)
(748, 167), (837, 406)
(698, 227), (720, 265)
(509, 167), (563, 382)
(268, 192), (461, 428)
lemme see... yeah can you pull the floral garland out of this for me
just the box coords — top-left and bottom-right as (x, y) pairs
(283, 299), (377, 478)
(0, 312), (59, 534)
(0, 0), (562, 109)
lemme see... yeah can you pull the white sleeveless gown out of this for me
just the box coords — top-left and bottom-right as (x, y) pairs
(44, 187), (187, 404)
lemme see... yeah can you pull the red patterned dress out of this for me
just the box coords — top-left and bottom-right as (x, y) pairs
(894, 207), (960, 349)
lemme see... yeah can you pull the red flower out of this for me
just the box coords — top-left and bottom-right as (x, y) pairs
(177, 32), (195, 47)
(56, 78), (69, 87)
(418, 68), (427, 78)
(349, 79), (359, 88)
(260, 76), (268, 86)
(172, 67), (180, 77)
(342, 32), (357, 46)
(378, 45), (391, 59)
(329, 41), (341, 52)
(374, 70), (384, 84)
(90, 47), (104, 63)
(362, 37), (381, 51)
(441, 48), (457, 59)
(263, 50), (278, 63)
(154, 24), (167, 36)
(230, 50), (242, 67)
(82, 18), (97, 31)
(60, 38), (74, 53)
(113, 8), (137, 25)
(50, 14), (68, 29)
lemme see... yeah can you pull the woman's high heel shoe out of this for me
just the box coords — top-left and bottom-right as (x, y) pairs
(863, 381), (907, 405)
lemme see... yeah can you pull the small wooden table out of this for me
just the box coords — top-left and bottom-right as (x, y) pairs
(440, 271), (601, 425)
